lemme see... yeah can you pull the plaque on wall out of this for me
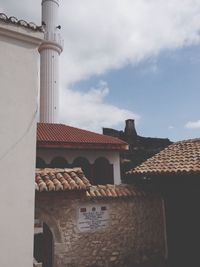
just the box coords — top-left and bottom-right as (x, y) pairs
(77, 205), (109, 232)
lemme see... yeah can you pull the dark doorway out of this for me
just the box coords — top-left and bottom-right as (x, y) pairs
(93, 157), (114, 184)
(34, 222), (53, 267)
(36, 157), (47, 168)
(34, 233), (43, 263)
(50, 157), (68, 168)
(73, 157), (91, 178)
(43, 223), (53, 267)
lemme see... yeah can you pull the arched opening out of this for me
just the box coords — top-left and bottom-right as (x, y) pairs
(93, 157), (114, 185)
(50, 157), (68, 168)
(73, 157), (91, 178)
(34, 232), (43, 264)
(36, 157), (47, 168)
(34, 222), (53, 267)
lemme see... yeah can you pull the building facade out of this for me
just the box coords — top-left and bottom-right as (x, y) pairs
(36, 123), (128, 185)
(34, 168), (167, 267)
(128, 138), (200, 267)
(0, 14), (43, 267)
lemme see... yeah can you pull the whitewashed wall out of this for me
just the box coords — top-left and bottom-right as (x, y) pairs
(37, 148), (121, 184)
(0, 23), (43, 267)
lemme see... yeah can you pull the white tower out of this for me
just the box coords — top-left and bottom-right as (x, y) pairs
(39, 0), (63, 123)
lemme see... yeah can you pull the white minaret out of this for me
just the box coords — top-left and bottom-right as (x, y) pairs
(39, 0), (63, 123)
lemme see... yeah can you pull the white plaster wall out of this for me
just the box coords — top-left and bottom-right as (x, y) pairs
(0, 23), (43, 267)
(37, 148), (122, 184)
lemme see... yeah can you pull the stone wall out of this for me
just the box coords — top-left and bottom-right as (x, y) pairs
(35, 192), (166, 267)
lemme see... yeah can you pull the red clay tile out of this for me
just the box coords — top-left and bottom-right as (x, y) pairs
(37, 123), (128, 150)
(130, 138), (200, 175)
(35, 168), (145, 197)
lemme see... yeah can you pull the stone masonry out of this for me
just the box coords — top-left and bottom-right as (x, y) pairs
(35, 191), (166, 267)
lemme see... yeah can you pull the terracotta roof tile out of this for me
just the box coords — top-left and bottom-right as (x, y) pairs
(87, 184), (145, 198)
(35, 168), (144, 197)
(35, 168), (91, 192)
(37, 123), (128, 150)
(0, 13), (43, 32)
(129, 138), (200, 175)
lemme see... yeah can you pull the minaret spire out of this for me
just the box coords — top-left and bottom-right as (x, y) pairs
(39, 0), (63, 123)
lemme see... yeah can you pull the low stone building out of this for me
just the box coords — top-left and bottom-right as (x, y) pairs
(34, 168), (167, 267)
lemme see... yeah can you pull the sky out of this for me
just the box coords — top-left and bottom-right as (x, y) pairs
(1, 0), (200, 141)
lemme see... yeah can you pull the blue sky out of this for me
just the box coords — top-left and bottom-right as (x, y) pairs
(73, 45), (200, 141)
(1, 0), (200, 141)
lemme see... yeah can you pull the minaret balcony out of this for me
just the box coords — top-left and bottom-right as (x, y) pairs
(44, 31), (64, 48)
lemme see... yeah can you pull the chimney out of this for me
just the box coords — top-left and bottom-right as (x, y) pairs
(39, 0), (63, 123)
(124, 119), (137, 137)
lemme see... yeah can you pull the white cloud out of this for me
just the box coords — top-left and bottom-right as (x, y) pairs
(57, 0), (200, 130)
(2, 0), (200, 130)
(185, 120), (200, 129)
(2, 0), (200, 86)
(59, 0), (200, 85)
(60, 81), (139, 132)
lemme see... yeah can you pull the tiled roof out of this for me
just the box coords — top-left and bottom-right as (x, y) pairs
(35, 168), (91, 192)
(87, 184), (145, 198)
(35, 168), (144, 198)
(129, 138), (200, 175)
(0, 13), (43, 32)
(37, 123), (128, 151)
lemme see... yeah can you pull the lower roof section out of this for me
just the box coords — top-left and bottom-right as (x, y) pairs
(35, 167), (91, 192)
(35, 168), (145, 198)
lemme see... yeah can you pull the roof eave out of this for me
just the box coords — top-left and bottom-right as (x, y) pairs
(37, 141), (129, 151)
(130, 170), (200, 176)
